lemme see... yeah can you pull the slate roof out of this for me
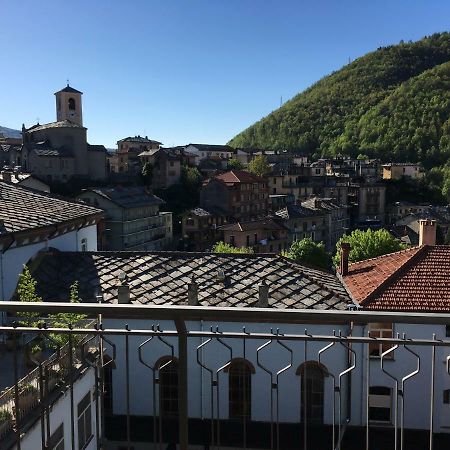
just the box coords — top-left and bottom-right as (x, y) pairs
(31, 251), (351, 309)
(80, 187), (164, 209)
(27, 121), (85, 132)
(186, 208), (212, 217)
(0, 172), (32, 183)
(56, 85), (83, 94)
(341, 245), (450, 311)
(117, 136), (162, 145)
(33, 147), (73, 157)
(87, 144), (107, 153)
(214, 170), (265, 184)
(301, 197), (341, 211)
(188, 144), (233, 152)
(276, 205), (325, 220)
(0, 181), (103, 234)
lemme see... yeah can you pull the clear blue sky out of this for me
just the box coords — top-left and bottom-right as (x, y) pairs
(1, 0), (449, 148)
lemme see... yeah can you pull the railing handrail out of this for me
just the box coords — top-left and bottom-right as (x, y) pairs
(1, 301), (450, 325)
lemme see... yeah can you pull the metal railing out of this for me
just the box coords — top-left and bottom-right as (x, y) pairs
(0, 302), (450, 450)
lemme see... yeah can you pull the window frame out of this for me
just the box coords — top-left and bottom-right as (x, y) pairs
(77, 392), (93, 450)
(227, 359), (253, 420)
(49, 424), (64, 450)
(368, 322), (394, 358)
(369, 386), (392, 423)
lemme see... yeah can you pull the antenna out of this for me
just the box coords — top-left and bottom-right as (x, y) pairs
(66, 78), (70, 86)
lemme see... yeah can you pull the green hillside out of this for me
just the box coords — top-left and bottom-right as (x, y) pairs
(228, 33), (450, 168)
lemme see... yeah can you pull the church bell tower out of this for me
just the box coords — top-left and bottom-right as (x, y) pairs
(55, 84), (83, 126)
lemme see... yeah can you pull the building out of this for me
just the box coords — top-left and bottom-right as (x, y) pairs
(348, 182), (386, 226)
(139, 147), (181, 189)
(77, 186), (172, 251)
(392, 214), (450, 246)
(21, 85), (107, 182)
(0, 171), (50, 192)
(0, 181), (103, 301)
(382, 162), (424, 180)
(219, 218), (289, 253)
(301, 197), (348, 251)
(200, 170), (269, 222)
(387, 201), (431, 223)
(275, 204), (327, 245)
(181, 207), (225, 251)
(110, 136), (162, 174)
(184, 144), (234, 165)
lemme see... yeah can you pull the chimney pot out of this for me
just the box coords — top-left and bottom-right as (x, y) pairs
(419, 219), (437, 246)
(258, 280), (269, 308)
(117, 272), (130, 304)
(340, 242), (351, 276)
(1, 171), (12, 183)
(188, 276), (199, 306)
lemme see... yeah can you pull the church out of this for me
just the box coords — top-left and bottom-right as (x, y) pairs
(18, 85), (107, 182)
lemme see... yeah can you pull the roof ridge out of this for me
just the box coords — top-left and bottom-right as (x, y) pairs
(348, 245), (421, 268)
(360, 245), (430, 307)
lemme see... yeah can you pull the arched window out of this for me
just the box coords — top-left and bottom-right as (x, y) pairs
(297, 361), (327, 423)
(226, 358), (254, 419)
(68, 97), (76, 110)
(157, 357), (178, 417)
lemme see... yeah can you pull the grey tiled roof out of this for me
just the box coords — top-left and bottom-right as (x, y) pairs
(276, 205), (325, 220)
(31, 251), (351, 310)
(27, 121), (85, 132)
(56, 85), (83, 94)
(33, 147), (73, 157)
(0, 181), (103, 234)
(80, 187), (164, 209)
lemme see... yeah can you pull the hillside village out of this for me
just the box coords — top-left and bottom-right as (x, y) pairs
(0, 28), (450, 450)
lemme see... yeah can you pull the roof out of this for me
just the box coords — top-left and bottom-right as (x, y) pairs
(80, 186), (164, 209)
(341, 245), (450, 311)
(301, 197), (341, 211)
(0, 181), (103, 235)
(117, 136), (162, 145)
(186, 207), (212, 217)
(31, 251), (351, 309)
(276, 205), (325, 220)
(214, 170), (265, 184)
(382, 162), (422, 167)
(55, 85), (83, 94)
(188, 144), (233, 152)
(32, 147), (73, 157)
(0, 172), (32, 183)
(87, 144), (107, 153)
(220, 219), (287, 232)
(26, 120), (85, 132)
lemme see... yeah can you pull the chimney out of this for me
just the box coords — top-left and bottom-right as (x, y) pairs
(1, 171), (12, 183)
(117, 272), (130, 304)
(187, 276), (198, 306)
(419, 219), (436, 246)
(340, 242), (351, 276)
(258, 280), (269, 307)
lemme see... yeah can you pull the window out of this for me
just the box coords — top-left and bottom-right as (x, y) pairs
(254, 233), (258, 244)
(227, 359), (253, 419)
(446, 325), (450, 338)
(315, 168), (321, 175)
(103, 364), (113, 413)
(230, 235), (235, 246)
(68, 97), (76, 110)
(49, 424), (64, 450)
(369, 386), (391, 422)
(77, 392), (92, 450)
(298, 362), (326, 423)
(444, 389), (450, 404)
(246, 235), (250, 246)
(80, 238), (88, 252)
(369, 323), (393, 357)
(158, 358), (178, 417)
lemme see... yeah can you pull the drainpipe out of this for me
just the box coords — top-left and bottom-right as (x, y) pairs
(0, 234), (16, 325)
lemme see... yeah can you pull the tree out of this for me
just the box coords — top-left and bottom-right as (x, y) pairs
(283, 238), (331, 270)
(227, 158), (244, 170)
(332, 229), (407, 267)
(16, 265), (42, 326)
(248, 155), (271, 178)
(212, 241), (254, 254)
(181, 165), (202, 188)
(357, 153), (369, 160)
(141, 162), (154, 186)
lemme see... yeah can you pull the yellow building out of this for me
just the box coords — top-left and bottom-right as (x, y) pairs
(382, 163), (424, 180)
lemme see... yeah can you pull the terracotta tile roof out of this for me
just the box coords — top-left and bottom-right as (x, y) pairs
(341, 245), (450, 311)
(214, 170), (265, 184)
(0, 181), (103, 235)
(30, 251), (351, 310)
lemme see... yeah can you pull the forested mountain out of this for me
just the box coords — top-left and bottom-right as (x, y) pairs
(228, 33), (450, 168)
(0, 126), (21, 139)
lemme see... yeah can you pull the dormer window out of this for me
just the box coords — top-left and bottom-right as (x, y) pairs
(68, 97), (76, 110)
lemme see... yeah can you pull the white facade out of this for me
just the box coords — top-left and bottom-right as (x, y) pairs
(0, 224), (97, 301)
(13, 368), (97, 450)
(184, 145), (234, 166)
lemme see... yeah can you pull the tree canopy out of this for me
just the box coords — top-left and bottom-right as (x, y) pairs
(333, 229), (407, 266)
(227, 158), (244, 170)
(212, 241), (254, 254)
(248, 155), (271, 177)
(283, 238), (331, 270)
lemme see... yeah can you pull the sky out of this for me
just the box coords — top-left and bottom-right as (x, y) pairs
(1, 0), (449, 148)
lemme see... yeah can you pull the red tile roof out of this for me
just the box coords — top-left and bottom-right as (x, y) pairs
(215, 170), (265, 184)
(341, 245), (450, 312)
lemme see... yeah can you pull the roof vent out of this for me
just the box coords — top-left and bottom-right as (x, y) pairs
(117, 272), (130, 304)
(187, 276), (199, 306)
(216, 269), (226, 282)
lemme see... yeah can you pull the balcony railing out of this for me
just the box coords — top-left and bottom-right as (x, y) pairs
(0, 302), (449, 450)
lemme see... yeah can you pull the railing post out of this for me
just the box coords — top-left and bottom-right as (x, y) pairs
(175, 318), (188, 450)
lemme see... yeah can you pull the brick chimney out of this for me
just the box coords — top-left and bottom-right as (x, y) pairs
(187, 276), (199, 306)
(340, 242), (351, 276)
(258, 280), (269, 307)
(419, 219), (436, 246)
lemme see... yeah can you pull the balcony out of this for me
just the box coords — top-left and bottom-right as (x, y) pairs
(0, 302), (449, 450)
